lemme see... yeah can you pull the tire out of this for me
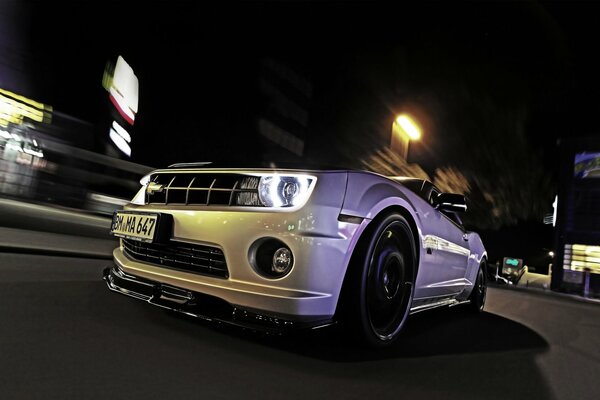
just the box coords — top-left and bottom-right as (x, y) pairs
(342, 213), (416, 348)
(469, 260), (487, 312)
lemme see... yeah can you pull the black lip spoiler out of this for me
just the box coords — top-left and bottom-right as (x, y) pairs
(103, 266), (335, 333)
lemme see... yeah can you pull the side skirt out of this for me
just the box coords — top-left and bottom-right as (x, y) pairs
(409, 296), (470, 314)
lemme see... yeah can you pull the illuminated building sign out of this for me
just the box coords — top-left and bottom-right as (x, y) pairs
(563, 244), (600, 275)
(505, 258), (519, 266)
(502, 257), (523, 273)
(102, 56), (138, 157)
(0, 87), (52, 128)
(109, 121), (131, 157)
(574, 152), (600, 178)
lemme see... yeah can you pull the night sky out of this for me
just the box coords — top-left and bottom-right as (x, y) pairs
(18, 1), (598, 166)
(8, 1), (600, 262)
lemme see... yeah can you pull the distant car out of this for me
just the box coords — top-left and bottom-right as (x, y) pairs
(502, 257), (525, 284)
(104, 163), (488, 347)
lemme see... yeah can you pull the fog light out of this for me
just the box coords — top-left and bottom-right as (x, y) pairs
(273, 248), (292, 274)
(251, 238), (294, 278)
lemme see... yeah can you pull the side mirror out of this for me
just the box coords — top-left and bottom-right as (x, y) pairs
(434, 193), (467, 213)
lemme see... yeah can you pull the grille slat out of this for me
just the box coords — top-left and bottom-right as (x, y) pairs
(146, 173), (263, 206)
(205, 179), (217, 205)
(164, 176), (177, 205)
(228, 180), (239, 206)
(185, 177), (196, 204)
(122, 239), (229, 278)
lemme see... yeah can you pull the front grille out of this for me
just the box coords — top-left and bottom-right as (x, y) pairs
(122, 239), (229, 278)
(146, 173), (262, 206)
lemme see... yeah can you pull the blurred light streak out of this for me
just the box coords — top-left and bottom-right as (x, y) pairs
(111, 120), (131, 143)
(109, 87), (135, 125)
(552, 196), (558, 227)
(0, 88), (52, 127)
(89, 192), (128, 206)
(23, 148), (44, 158)
(109, 128), (132, 157)
(0, 88), (49, 111)
(6, 143), (23, 152)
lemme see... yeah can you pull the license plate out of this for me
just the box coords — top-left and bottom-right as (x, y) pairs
(111, 211), (159, 242)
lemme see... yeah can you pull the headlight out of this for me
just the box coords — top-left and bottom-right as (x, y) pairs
(257, 174), (315, 208)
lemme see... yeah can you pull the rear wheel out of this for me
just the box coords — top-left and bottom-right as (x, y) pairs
(469, 260), (487, 312)
(343, 213), (416, 348)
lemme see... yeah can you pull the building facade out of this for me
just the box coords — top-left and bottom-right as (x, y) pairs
(553, 135), (600, 297)
(256, 58), (312, 164)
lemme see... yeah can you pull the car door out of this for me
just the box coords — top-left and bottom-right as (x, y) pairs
(415, 184), (471, 299)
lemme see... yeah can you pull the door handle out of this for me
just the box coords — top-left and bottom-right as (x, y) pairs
(463, 233), (469, 241)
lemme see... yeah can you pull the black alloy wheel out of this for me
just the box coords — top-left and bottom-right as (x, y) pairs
(343, 213), (416, 348)
(469, 260), (487, 312)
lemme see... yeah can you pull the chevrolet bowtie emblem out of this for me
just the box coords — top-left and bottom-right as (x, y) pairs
(146, 182), (164, 195)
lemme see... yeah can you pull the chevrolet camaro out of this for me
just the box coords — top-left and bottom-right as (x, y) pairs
(104, 163), (487, 347)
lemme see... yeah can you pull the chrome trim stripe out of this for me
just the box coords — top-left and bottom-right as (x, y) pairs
(423, 234), (470, 257)
(424, 278), (472, 289)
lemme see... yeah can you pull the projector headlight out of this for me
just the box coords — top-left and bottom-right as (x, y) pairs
(257, 174), (315, 208)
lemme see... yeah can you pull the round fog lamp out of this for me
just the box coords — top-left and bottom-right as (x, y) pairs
(272, 248), (293, 274)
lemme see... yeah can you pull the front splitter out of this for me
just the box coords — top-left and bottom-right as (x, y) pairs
(103, 265), (335, 334)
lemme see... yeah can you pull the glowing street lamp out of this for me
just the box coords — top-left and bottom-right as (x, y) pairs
(391, 114), (422, 161)
(396, 115), (421, 140)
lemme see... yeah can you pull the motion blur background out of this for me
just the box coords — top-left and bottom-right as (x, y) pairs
(1, 1), (599, 295)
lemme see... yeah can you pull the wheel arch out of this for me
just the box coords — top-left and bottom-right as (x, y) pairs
(375, 205), (421, 275)
(334, 205), (421, 318)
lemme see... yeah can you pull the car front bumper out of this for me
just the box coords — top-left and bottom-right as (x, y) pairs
(103, 171), (369, 328)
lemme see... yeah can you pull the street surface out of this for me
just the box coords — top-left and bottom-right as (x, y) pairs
(1, 251), (599, 400)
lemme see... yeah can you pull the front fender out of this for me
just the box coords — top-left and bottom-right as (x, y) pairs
(338, 172), (426, 287)
(340, 172), (422, 221)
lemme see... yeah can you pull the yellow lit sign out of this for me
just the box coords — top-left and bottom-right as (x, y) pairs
(564, 244), (600, 274)
(0, 88), (52, 127)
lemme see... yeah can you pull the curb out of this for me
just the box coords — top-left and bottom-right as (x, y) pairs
(0, 244), (113, 260)
(489, 282), (600, 306)
(0, 227), (117, 260)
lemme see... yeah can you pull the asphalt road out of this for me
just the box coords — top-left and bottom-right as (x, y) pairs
(1, 252), (599, 400)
